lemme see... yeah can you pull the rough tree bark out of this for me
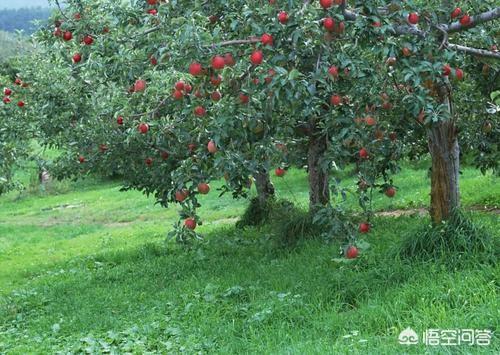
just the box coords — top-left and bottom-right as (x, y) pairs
(254, 167), (275, 204)
(427, 82), (460, 224)
(308, 132), (330, 211)
(427, 121), (460, 224)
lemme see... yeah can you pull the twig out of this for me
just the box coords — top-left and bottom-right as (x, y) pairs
(435, 25), (448, 50)
(130, 99), (168, 119)
(205, 37), (260, 48)
(54, 0), (69, 21)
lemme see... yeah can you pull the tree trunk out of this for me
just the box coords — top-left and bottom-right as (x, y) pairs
(428, 80), (460, 225)
(428, 121), (460, 224)
(308, 133), (330, 211)
(254, 168), (275, 204)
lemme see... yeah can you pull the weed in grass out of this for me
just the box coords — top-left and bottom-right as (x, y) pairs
(398, 209), (495, 265)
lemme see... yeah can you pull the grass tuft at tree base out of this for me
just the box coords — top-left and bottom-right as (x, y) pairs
(398, 209), (496, 265)
(237, 197), (323, 248)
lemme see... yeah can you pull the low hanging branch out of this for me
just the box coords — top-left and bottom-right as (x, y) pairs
(341, 3), (500, 59)
(446, 7), (500, 33)
(446, 43), (500, 59)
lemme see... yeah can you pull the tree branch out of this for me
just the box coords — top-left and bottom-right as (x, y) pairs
(130, 99), (168, 119)
(446, 43), (500, 59)
(133, 25), (162, 38)
(54, 0), (69, 21)
(206, 37), (260, 48)
(445, 7), (500, 33)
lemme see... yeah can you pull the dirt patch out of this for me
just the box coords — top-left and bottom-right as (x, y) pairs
(208, 217), (240, 225)
(374, 206), (499, 218)
(105, 221), (134, 228)
(468, 205), (500, 214)
(41, 203), (84, 212)
(375, 208), (428, 217)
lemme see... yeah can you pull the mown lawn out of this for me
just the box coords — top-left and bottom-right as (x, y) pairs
(0, 164), (498, 353)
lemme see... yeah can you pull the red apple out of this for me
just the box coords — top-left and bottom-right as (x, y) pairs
(82, 35), (93, 45)
(78, 155), (85, 163)
(208, 15), (218, 24)
(53, 27), (62, 36)
(323, 17), (335, 32)
(189, 62), (203, 76)
(359, 222), (370, 234)
(145, 157), (153, 166)
(72, 53), (82, 63)
(173, 89), (184, 100)
(63, 31), (72, 41)
(184, 84), (192, 93)
(210, 75), (222, 86)
(261, 33), (273, 46)
(211, 55), (225, 70)
(224, 53), (236, 66)
(198, 182), (210, 194)
(147, 9), (157, 15)
(184, 218), (197, 230)
(17, 101), (25, 107)
(250, 50), (263, 65)
(194, 106), (206, 117)
(402, 47), (411, 57)
(385, 186), (396, 198)
(211, 91), (221, 101)
(442, 64), (451, 76)
(407, 13), (419, 25)
(175, 189), (189, 202)
(389, 132), (397, 141)
(365, 116), (376, 126)
(3, 88), (12, 96)
(160, 151), (169, 160)
(275, 167), (286, 177)
(117, 116), (124, 125)
(345, 245), (359, 259)
(138, 123), (149, 134)
(320, 0), (333, 9)
(150, 57), (158, 65)
(175, 81), (185, 91)
(328, 66), (339, 78)
(330, 94), (342, 106)
(359, 148), (369, 159)
(3, 97), (11, 104)
(451, 7), (462, 19)
(207, 140), (217, 153)
(460, 14), (471, 26)
(239, 93), (249, 104)
(278, 11), (289, 24)
(134, 79), (146, 92)
(455, 68), (464, 80)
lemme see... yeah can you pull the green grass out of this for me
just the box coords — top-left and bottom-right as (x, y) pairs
(0, 163), (498, 353)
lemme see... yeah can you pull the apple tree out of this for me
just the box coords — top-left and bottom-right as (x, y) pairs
(11, 0), (500, 249)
